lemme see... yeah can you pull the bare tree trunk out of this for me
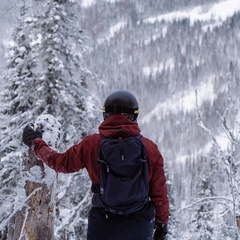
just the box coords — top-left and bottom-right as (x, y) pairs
(236, 216), (240, 229)
(8, 150), (55, 240)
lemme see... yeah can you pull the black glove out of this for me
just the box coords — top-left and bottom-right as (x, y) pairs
(22, 125), (42, 147)
(154, 222), (168, 240)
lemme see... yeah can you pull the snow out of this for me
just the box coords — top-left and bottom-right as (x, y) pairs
(140, 78), (226, 124)
(105, 0), (117, 2)
(34, 114), (61, 150)
(1, 0), (240, 239)
(29, 33), (42, 47)
(34, 114), (61, 188)
(86, 95), (97, 118)
(203, 135), (230, 152)
(81, 0), (96, 8)
(142, 58), (174, 76)
(144, 0), (240, 26)
(98, 21), (127, 45)
(29, 165), (43, 181)
(25, 165), (55, 189)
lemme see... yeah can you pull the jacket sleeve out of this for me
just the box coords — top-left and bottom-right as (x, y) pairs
(142, 138), (170, 224)
(32, 138), (85, 173)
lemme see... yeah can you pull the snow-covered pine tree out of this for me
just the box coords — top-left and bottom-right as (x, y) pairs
(195, 78), (240, 240)
(0, 1), (100, 239)
(164, 165), (181, 240)
(187, 155), (217, 240)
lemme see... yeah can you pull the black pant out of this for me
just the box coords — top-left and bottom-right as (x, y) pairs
(87, 202), (154, 240)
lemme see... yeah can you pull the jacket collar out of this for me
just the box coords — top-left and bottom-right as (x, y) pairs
(98, 114), (141, 138)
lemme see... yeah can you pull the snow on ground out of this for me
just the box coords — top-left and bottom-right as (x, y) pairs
(96, 0), (240, 48)
(81, 0), (118, 8)
(140, 77), (227, 124)
(97, 21), (127, 45)
(142, 58), (174, 76)
(140, 75), (230, 156)
(144, 0), (240, 26)
(142, 0), (240, 83)
(81, 0), (96, 8)
(140, 0), (240, 160)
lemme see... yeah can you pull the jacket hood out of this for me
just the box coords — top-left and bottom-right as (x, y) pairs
(98, 114), (141, 138)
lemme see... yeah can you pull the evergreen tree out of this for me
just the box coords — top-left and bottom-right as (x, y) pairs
(195, 79), (240, 239)
(188, 155), (216, 240)
(0, 1), (100, 239)
(164, 165), (181, 240)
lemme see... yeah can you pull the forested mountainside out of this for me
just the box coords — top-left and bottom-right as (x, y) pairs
(79, 1), (240, 237)
(80, 0), (240, 185)
(0, 0), (240, 239)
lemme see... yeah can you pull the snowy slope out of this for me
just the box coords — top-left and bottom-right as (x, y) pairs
(144, 0), (240, 26)
(140, 0), (240, 119)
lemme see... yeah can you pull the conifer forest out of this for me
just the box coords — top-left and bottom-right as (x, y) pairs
(1, 0), (240, 239)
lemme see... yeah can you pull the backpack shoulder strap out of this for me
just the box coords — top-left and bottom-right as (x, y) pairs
(98, 130), (145, 160)
(108, 129), (131, 139)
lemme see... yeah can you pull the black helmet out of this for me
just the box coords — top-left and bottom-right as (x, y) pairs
(103, 90), (139, 121)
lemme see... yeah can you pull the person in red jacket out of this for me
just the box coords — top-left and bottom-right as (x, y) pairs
(22, 90), (170, 240)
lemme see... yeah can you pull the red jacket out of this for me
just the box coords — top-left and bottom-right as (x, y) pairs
(33, 115), (169, 223)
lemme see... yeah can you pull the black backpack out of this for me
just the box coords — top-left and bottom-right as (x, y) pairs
(95, 130), (149, 215)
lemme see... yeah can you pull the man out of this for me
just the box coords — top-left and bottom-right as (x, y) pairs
(22, 90), (170, 240)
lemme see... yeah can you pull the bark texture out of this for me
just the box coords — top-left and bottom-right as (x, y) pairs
(8, 150), (55, 240)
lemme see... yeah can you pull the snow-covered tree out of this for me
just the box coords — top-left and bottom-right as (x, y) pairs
(0, 1), (100, 239)
(164, 165), (181, 240)
(188, 155), (217, 240)
(194, 78), (240, 239)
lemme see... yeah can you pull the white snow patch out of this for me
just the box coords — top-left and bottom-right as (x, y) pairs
(43, 164), (57, 189)
(81, 0), (96, 8)
(59, 208), (72, 224)
(34, 114), (61, 150)
(29, 165), (43, 181)
(140, 78), (226, 124)
(176, 154), (190, 164)
(86, 95), (96, 118)
(26, 165), (56, 189)
(142, 59), (174, 76)
(205, 134), (230, 152)
(98, 21), (127, 44)
(2, 39), (14, 48)
(142, 32), (166, 45)
(215, 135), (231, 150)
(29, 33), (42, 47)
(34, 114), (61, 188)
(144, 0), (240, 26)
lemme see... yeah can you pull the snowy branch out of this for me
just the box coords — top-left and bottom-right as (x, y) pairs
(178, 196), (233, 213)
(0, 187), (42, 230)
(19, 206), (30, 240)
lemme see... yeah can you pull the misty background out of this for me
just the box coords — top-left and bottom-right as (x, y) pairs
(1, 0), (240, 239)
